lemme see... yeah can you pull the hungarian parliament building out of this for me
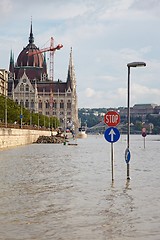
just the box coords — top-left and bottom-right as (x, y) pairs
(7, 23), (79, 131)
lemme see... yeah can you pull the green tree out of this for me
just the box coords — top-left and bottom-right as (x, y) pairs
(0, 95), (59, 128)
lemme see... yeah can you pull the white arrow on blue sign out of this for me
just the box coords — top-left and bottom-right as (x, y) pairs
(104, 127), (120, 143)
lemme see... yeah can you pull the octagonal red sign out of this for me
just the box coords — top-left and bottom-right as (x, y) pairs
(104, 111), (120, 127)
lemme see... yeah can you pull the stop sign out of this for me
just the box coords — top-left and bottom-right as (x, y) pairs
(104, 111), (120, 127)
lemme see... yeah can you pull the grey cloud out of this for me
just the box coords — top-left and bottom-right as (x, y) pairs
(131, 0), (160, 11)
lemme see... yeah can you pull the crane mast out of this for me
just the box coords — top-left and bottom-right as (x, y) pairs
(50, 37), (54, 82)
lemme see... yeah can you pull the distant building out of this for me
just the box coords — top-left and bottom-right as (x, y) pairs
(0, 69), (8, 96)
(8, 22), (79, 130)
(132, 104), (157, 116)
(153, 105), (160, 115)
(119, 104), (156, 118)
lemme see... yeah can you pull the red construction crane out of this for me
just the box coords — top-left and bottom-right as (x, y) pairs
(28, 37), (63, 81)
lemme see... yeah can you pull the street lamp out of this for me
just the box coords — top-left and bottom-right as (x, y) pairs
(5, 95), (7, 128)
(126, 61), (146, 180)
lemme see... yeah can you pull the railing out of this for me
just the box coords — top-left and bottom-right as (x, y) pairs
(0, 123), (52, 131)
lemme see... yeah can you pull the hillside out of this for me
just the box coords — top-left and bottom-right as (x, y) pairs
(78, 108), (160, 134)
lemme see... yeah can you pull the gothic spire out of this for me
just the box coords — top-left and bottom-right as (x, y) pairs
(9, 49), (13, 63)
(43, 52), (47, 75)
(9, 49), (14, 74)
(67, 47), (76, 90)
(29, 18), (34, 44)
(69, 47), (73, 69)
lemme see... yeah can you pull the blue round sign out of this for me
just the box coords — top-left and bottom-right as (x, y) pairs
(125, 148), (131, 163)
(104, 127), (120, 143)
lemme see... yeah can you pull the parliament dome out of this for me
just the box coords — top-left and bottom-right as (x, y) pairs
(11, 23), (47, 81)
(16, 24), (44, 68)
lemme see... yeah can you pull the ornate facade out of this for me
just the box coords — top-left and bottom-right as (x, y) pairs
(8, 23), (79, 131)
(0, 69), (8, 96)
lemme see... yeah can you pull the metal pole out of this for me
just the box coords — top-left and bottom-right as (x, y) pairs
(49, 116), (50, 128)
(126, 61), (146, 180)
(5, 95), (7, 128)
(20, 103), (23, 129)
(38, 114), (39, 130)
(127, 66), (130, 180)
(30, 111), (32, 127)
(44, 115), (45, 128)
(111, 142), (114, 181)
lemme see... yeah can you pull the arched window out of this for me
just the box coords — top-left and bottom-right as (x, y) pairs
(39, 100), (42, 109)
(31, 100), (34, 109)
(25, 84), (29, 92)
(20, 99), (24, 107)
(45, 100), (49, 109)
(67, 100), (71, 109)
(53, 101), (57, 109)
(20, 83), (24, 91)
(25, 99), (29, 108)
(60, 100), (64, 109)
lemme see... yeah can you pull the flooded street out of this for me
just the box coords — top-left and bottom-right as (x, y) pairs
(0, 135), (160, 240)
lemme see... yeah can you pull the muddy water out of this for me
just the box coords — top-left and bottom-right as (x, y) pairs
(0, 135), (160, 240)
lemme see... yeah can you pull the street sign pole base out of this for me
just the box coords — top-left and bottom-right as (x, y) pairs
(127, 163), (130, 180)
(111, 142), (114, 181)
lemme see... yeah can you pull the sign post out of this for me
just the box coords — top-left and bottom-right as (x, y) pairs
(104, 111), (120, 181)
(111, 143), (114, 181)
(142, 128), (147, 149)
(20, 114), (23, 129)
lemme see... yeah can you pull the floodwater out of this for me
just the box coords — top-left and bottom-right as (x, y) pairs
(0, 134), (160, 240)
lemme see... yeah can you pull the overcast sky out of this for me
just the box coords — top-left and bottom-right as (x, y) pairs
(0, 0), (160, 108)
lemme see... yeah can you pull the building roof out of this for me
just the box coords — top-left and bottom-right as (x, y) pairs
(37, 81), (68, 93)
(133, 103), (157, 109)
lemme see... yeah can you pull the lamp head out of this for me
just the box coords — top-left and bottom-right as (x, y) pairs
(127, 62), (146, 68)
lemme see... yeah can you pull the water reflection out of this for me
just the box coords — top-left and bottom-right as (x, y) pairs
(99, 179), (135, 240)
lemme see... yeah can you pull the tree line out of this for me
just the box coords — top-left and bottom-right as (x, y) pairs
(0, 95), (59, 129)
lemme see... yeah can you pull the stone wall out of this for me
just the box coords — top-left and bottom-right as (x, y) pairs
(0, 128), (51, 150)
